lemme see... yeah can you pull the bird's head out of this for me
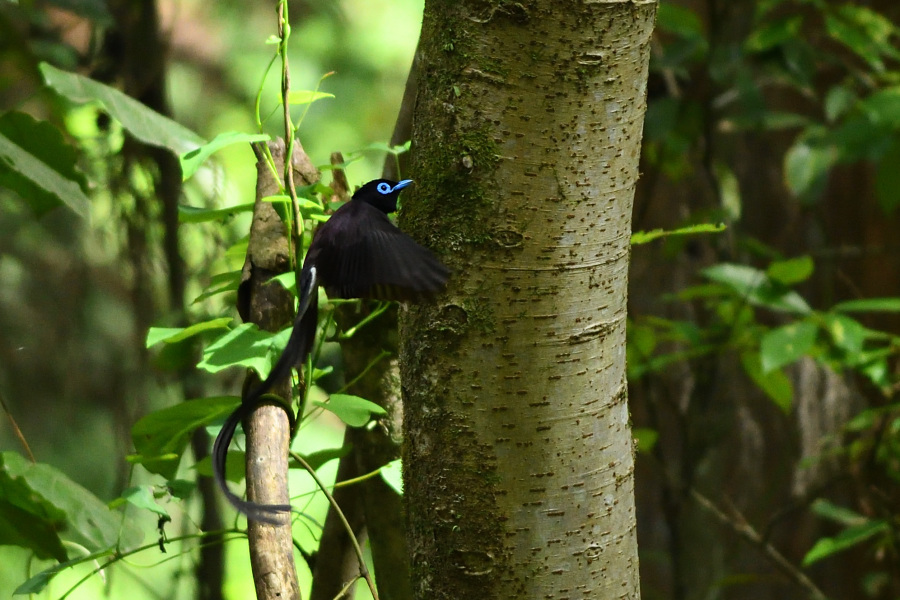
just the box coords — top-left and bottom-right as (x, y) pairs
(353, 178), (412, 214)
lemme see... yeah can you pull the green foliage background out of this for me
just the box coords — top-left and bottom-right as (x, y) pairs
(1, 0), (900, 599)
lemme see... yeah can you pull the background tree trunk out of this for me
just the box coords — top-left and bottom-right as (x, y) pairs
(401, 1), (657, 598)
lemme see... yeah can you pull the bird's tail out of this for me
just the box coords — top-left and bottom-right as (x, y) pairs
(211, 266), (319, 523)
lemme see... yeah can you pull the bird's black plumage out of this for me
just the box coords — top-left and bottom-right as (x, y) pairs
(212, 178), (448, 523)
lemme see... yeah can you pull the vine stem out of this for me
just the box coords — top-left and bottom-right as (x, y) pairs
(277, 0), (304, 284)
(292, 452), (380, 600)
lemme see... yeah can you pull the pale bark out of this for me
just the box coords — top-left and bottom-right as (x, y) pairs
(400, 1), (657, 598)
(240, 140), (318, 600)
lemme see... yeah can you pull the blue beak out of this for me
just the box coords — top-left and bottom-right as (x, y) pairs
(392, 179), (413, 192)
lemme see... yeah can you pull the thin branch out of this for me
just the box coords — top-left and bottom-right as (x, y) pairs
(292, 453), (380, 600)
(336, 350), (391, 395)
(331, 576), (360, 600)
(0, 388), (35, 462)
(689, 488), (830, 600)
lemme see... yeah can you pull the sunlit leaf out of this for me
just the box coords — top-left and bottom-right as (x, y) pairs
(803, 519), (889, 566)
(0, 452), (143, 561)
(825, 85), (857, 123)
(131, 397), (239, 479)
(702, 263), (811, 314)
(714, 162), (741, 221)
(119, 486), (169, 517)
(633, 428), (659, 453)
(833, 298), (900, 313)
(180, 131), (269, 180)
(784, 139), (836, 199)
(314, 394), (387, 427)
(741, 352), (793, 412)
(193, 270), (243, 303)
(0, 112), (90, 218)
(195, 450), (245, 484)
(767, 255), (813, 285)
(825, 5), (900, 72)
(859, 86), (900, 127)
(631, 222), (726, 245)
(40, 63), (205, 155)
(811, 499), (869, 527)
(14, 549), (114, 595)
(821, 313), (867, 357)
(283, 90), (335, 105)
(293, 446), (353, 472)
(178, 203), (255, 223)
(380, 459), (403, 495)
(145, 317), (233, 348)
(197, 323), (291, 378)
(760, 321), (817, 372)
(745, 15), (803, 53)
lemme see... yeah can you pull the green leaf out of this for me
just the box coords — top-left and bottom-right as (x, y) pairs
(875, 138), (900, 214)
(833, 298), (900, 313)
(627, 322), (657, 358)
(822, 313), (867, 357)
(0, 488), (67, 562)
(293, 446), (353, 472)
(859, 87), (900, 128)
(193, 270), (243, 304)
(145, 317), (233, 348)
(811, 499), (869, 527)
(656, 3), (705, 40)
(197, 324), (291, 378)
(760, 321), (818, 372)
(0, 452), (143, 560)
(314, 394), (387, 427)
(767, 255), (814, 285)
(744, 15), (804, 53)
(131, 396), (239, 479)
(357, 140), (412, 156)
(380, 459), (403, 495)
(14, 548), (114, 595)
(180, 131), (269, 180)
(784, 140), (836, 199)
(714, 162), (741, 222)
(195, 450), (246, 484)
(40, 63), (205, 155)
(803, 519), (889, 566)
(166, 479), (196, 500)
(178, 203), (255, 223)
(741, 352), (793, 412)
(825, 85), (857, 123)
(284, 90), (335, 105)
(630, 222), (726, 245)
(119, 486), (169, 517)
(269, 272), (297, 294)
(702, 263), (811, 314)
(0, 112), (90, 219)
(633, 428), (659, 453)
(825, 5), (900, 72)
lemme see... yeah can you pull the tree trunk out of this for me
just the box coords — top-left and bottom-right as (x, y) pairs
(400, 1), (656, 598)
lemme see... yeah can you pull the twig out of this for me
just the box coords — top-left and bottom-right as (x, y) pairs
(292, 453), (380, 600)
(336, 349), (391, 395)
(0, 388), (35, 462)
(689, 488), (830, 600)
(331, 575), (360, 600)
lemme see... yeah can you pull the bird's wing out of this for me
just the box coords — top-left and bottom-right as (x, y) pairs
(315, 205), (449, 301)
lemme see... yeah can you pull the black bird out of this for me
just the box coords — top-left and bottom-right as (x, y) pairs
(212, 178), (448, 523)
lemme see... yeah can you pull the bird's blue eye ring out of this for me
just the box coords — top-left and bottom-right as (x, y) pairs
(376, 182), (392, 195)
